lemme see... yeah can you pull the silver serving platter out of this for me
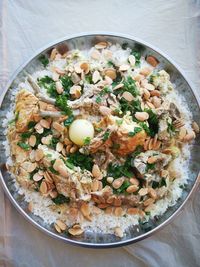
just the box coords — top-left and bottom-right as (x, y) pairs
(0, 32), (199, 248)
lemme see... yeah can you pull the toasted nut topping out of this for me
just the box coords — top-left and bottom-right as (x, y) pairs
(99, 106), (112, 116)
(80, 202), (91, 221)
(28, 201), (33, 212)
(146, 101), (155, 109)
(92, 179), (99, 192)
(192, 121), (199, 133)
(140, 67), (152, 76)
(183, 130), (196, 142)
(150, 90), (160, 97)
(92, 164), (102, 179)
(144, 204), (155, 212)
(56, 81), (64, 94)
(113, 83), (123, 90)
(93, 70), (101, 84)
(33, 172), (43, 182)
(50, 48), (58, 60)
(114, 207), (123, 216)
(35, 149), (44, 161)
(135, 112), (149, 121)
(128, 55), (136, 66)
(147, 156), (157, 164)
(70, 85), (82, 99)
(114, 227), (123, 238)
(148, 188), (157, 199)
(126, 185), (138, 193)
(29, 135), (36, 147)
(52, 72), (59, 81)
(104, 69), (116, 80)
(91, 49), (101, 60)
(56, 142), (64, 152)
(69, 145), (78, 154)
(107, 177), (114, 184)
(138, 188), (148, 196)
(40, 119), (50, 129)
(127, 208), (140, 215)
(80, 62), (90, 74)
(152, 96), (161, 108)
(40, 181), (48, 194)
(68, 227), (84, 236)
(113, 197), (122, 207)
(50, 190), (58, 199)
(21, 162), (37, 173)
(119, 64), (129, 71)
(56, 219), (67, 231)
(35, 123), (44, 134)
(121, 91), (134, 102)
(54, 223), (61, 233)
(143, 198), (155, 207)
(106, 195), (115, 204)
(41, 135), (52, 145)
(143, 88), (151, 100)
(145, 83), (155, 91)
(95, 41), (108, 49)
(146, 56), (159, 67)
(130, 178), (139, 186)
(112, 177), (125, 189)
(160, 169), (168, 178)
(98, 203), (109, 209)
(105, 206), (113, 214)
(52, 121), (64, 132)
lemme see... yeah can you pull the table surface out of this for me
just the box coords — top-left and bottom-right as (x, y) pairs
(0, 1), (200, 266)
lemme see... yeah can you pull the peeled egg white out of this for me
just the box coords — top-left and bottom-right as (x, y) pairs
(69, 119), (94, 146)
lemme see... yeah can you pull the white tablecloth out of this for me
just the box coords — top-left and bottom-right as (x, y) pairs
(0, 1), (200, 266)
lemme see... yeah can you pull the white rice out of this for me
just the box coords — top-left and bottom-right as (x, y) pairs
(2, 44), (194, 236)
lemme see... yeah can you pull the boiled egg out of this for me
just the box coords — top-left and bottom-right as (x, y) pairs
(69, 119), (94, 146)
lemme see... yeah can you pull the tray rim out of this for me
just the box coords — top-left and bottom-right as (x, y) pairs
(0, 31), (199, 248)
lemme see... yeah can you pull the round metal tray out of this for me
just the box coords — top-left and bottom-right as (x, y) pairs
(0, 32), (199, 248)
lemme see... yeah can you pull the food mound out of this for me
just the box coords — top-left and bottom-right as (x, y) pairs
(6, 41), (198, 238)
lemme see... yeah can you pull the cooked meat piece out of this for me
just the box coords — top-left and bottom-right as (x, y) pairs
(15, 89), (39, 132)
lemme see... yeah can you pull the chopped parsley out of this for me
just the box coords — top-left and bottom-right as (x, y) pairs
(112, 143), (120, 149)
(67, 151), (93, 171)
(116, 119), (123, 126)
(96, 96), (102, 104)
(167, 119), (176, 135)
(107, 60), (115, 67)
(130, 50), (141, 66)
(114, 180), (131, 194)
(38, 76), (57, 98)
(55, 95), (72, 115)
(84, 137), (91, 145)
(122, 42), (128, 50)
(38, 54), (49, 67)
(119, 98), (142, 116)
(145, 109), (159, 137)
(52, 194), (70, 205)
(49, 137), (59, 150)
(123, 76), (139, 97)
(146, 163), (156, 172)
(128, 127), (142, 137)
(64, 115), (74, 126)
(17, 142), (30, 151)
(99, 86), (112, 96)
(160, 178), (167, 187)
(28, 121), (37, 129)
(107, 157), (133, 179)
(102, 130), (110, 141)
(20, 131), (33, 139)
(60, 75), (73, 97)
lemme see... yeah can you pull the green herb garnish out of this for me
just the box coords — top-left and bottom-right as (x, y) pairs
(128, 127), (142, 137)
(17, 142), (30, 151)
(102, 130), (110, 141)
(38, 76), (57, 98)
(38, 54), (49, 67)
(28, 121), (37, 129)
(55, 95), (72, 115)
(52, 194), (70, 205)
(130, 50), (141, 66)
(67, 151), (93, 171)
(64, 115), (74, 126)
(123, 76), (139, 97)
(96, 96), (102, 104)
(83, 137), (91, 145)
(146, 163), (156, 172)
(60, 75), (73, 96)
